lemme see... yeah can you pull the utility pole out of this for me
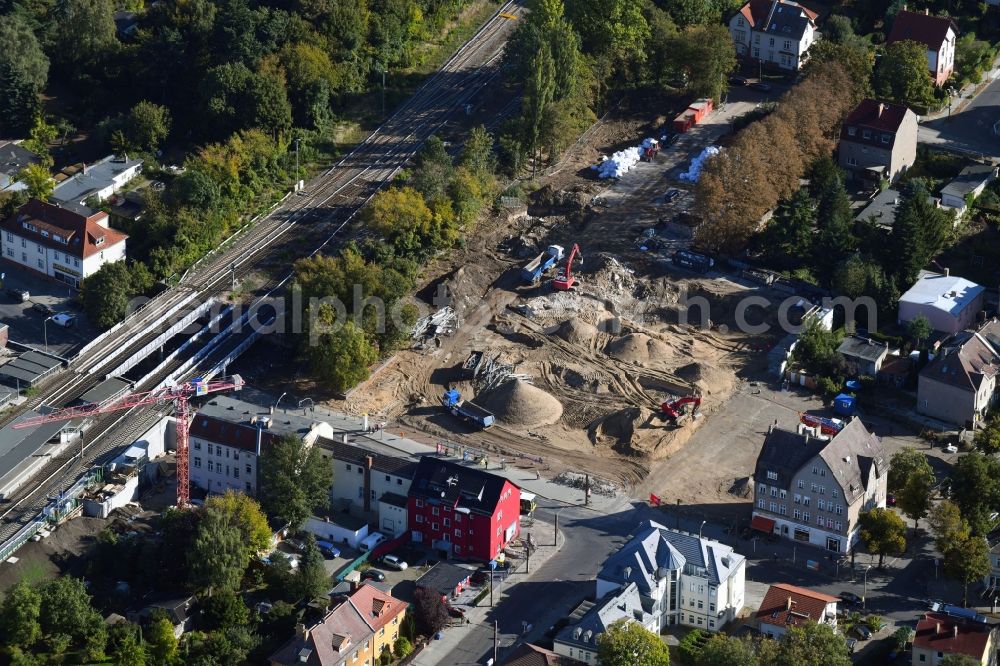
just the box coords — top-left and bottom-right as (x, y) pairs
(382, 65), (386, 117)
(493, 620), (498, 664)
(554, 511), (559, 546)
(294, 137), (300, 185)
(231, 262), (237, 290)
(584, 474), (590, 506)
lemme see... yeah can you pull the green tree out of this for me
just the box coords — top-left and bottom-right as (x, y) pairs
(366, 186), (453, 256)
(761, 188), (814, 269)
(51, 0), (118, 67)
(81, 261), (135, 329)
(812, 172), (857, 286)
(0, 580), (42, 648)
(907, 313), (932, 349)
(567, 0), (649, 67)
(950, 452), (1000, 535)
(859, 507), (906, 568)
(888, 447), (929, 493)
(24, 114), (58, 157)
(259, 434), (333, 528)
(791, 318), (843, 377)
(205, 490), (271, 554)
(294, 535), (330, 600)
(201, 589), (250, 632)
(775, 623), (850, 664)
(875, 39), (935, 108)
(17, 163), (55, 200)
(927, 500), (971, 555)
(667, 24), (736, 102)
(459, 125), (496, 182)
(146, 615), (178, 666)
(309, 319), (379, 393)
(940, 655), (986, 666)
(694, 633), (757, 666)
(394, 636), (414, 658)
(189, 509), (250, 593)
(824, 15), (855, 44)
(803, 40), (874, 100)
(893, 626), (913, 651)
(0, 13), (49, 135)
(974, 418), (1000, 455)
(168, 169), (221, 210)
(38, 577), (103, 645)
(115, 626), (147, 666)
(126, 101), (172, 153)
(944, 534), (991, 607)
(888, 180), (952, 289)
(954, 34), (993, 87)
(897, 458), (935, 532)
(596, 620), (670, 666)
(410, 136), (454, 201)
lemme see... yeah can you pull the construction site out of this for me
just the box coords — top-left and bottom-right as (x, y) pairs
(342, 95), (791, 493)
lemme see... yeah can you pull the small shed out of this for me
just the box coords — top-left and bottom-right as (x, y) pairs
(415, 562), (474, 600)
(833, 394), (856, 417)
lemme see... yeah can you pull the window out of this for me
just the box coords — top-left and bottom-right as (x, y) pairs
(811, 466), (818, 475)
(4, 232), (9, 242)
(818, 499), (825, 511)
(397, 479), (403, 485)
(797, 480), (804, 489)
(207, 461), (214, 472)
(246, 464), (251, 474)
(811, 483), (818, 493)
(357, 467), (362, 474)
(432, 507), (440, 516)
(415, 515), (423, 524)
(710, 603), (716, 612)
(737, 17), (744, 25)
(698, 600), (704, 609)
(769, 37), (774, 46)
(819, 469), (826, 477)
(919, 655), (926, 663)
(803, 496), (811, 507)
(862, 129), (871, 139)
(847, 156), (858, 166)
(779, 489), (787, 499)
(416, 499), (424, 508)
(769, 502), (777, 512)
(194, 457), (202, 468)
(455, 514), (462, 523)
(385, 475), (390, 481)
(443, 518), (450, 527)
(835, 521), (842, 531)
(817, 516), (824, 527)
(803, 512), (811, 522)
(245, 482), (251, 492)
(753, 47), (759, 58)
(881, 134), (891, 144)
(770, 487), (778, 497)
(819, 486), (825, 495)
(836, 505), (844, 515)
(833, 489), (839, 499)
(794, 509), (801, 520)
(455, 529), (462, 538)
(758, 498), (766, 509)
(194, 442), (201, 450)
(778, 504), (787, 516)
(346, 464), (352, 471)
(783, 40), (791, 50)
(431, 522), (439, 531)
(234, 468), (240, 479)
(758, 484), (766, 495)
(848, 127), (856, 136)
(74, 258), (80, 267)
(766, 471), (778, 481)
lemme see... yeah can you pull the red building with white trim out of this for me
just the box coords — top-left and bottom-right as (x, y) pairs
(407, 457), (520, 562)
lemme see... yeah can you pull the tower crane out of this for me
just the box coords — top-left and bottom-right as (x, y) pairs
(14, 375), (245, 507)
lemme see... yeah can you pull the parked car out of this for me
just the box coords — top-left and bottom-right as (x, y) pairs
(852, 625), (872, 640)
(944, 444), (958, 454)
(839, 592), (863, 606)
(361, 569), (385, 582)
(283, 538), (306, 553)
(5, 287), (29, 303)
(382, 554), (408, 571)
(32, 302), (55, 316)
(845, 637), (857, 654)
(51, 313), (76, 328)
(728, 74), (749, 86)
(446, 606), (466, 619)
(316, 540), (341, 558)
(750, 81), (773, 92)
(886, 494), (896, 507)
(663, 188), (681, 203)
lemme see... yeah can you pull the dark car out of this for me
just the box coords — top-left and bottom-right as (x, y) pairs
(886, 494), (897, 507)
(751, 81), (773, 92)
(852, 625), (872, 640)
(729, 74), (749, 86)
(32, 302), (55, 316)
(361, 569), (385, 582)
(446, 606), (466, 618)
(664, 188), (681, 203)
(839, 591), (863, 606)
(5, 287), (29, 303)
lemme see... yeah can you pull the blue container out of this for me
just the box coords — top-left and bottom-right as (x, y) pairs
(833, 393), (856, 416)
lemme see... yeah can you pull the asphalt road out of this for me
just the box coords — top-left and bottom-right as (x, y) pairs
(919, 72), (1000, 158)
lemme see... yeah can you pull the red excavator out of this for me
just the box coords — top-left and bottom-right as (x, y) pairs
(552, 243), (582, 291)
(661, 396), (701, 423)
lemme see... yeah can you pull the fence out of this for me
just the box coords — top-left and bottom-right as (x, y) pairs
(335, 551), (371, 582)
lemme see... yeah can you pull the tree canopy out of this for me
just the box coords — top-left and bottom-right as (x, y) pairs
(259, 434), (332, 528)
(859, 508), (906, 568)
(875, 39), (936, 108)
(596, 620), (671, 666)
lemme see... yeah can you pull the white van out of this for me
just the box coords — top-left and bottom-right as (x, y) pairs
(358, 532), (387, 552)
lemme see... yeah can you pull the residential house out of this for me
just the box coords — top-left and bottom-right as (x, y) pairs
(751, 417), (887, 554)
(317, 436), (417, 536)
(756, 583), (838, 638)
(415, 561), (473, 601)
(917, 331), (998, 428)
(0, 141), (41, 192)
(899, 270), (985, 335)
(839, 100), (918, 184)
(501, 643), (581, 666)
(855, 187), (943, 229)
(596, 520), (746, 632)
(728, 0), (818, 71)
(188, 395), (333, 497)
(553, 583), (657, 664)
(837, 336), (891, 376)
(1, 199), (128, 288)
(50, 154), (143, 208)
(269, 583), (406, 666)
(912, 611), (998, 666)
(887, 9), (959, 86)
(407, 457), (521, 562)
(940, 164), (998, 218)
(127, 596), (196, 638)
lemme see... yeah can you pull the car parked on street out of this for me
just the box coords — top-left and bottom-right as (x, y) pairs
(382, 554), (408, 570)
(729, 74), (749, 86)
(6, 287), (29, 303)
(361, 568), (386, 582)
(852, 625), (872, 640)
(51, 313), (76, 328)
(446, 606), (466, 619)
(886, 494), (896, 506)
(839, 591), (862, 606)
(32, 302), (55, 316)
(283, 538), (306, 553)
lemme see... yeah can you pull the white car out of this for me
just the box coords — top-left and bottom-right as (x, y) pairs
(944, 444), (958, 454)
(51, 313), (76, 328)
(382, 554), (408, 570)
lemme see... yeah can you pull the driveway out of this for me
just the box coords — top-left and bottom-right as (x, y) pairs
(919, 72), (1000, 159)
(0, 266), (95, 357)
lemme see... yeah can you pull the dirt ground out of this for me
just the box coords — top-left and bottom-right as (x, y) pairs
(340, 101), (786, 491)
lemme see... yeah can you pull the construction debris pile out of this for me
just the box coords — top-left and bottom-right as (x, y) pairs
(678, 145), (720, 182)
(594, 147), (641, 179)
(480, 379), (564, 429)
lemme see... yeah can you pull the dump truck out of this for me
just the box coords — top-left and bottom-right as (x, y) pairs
(521, 245), (564, 283)
(442, 389), (495, 428)
(672, 250), (714, 273)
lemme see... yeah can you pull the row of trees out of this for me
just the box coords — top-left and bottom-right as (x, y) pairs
(678, 621), (851, 666)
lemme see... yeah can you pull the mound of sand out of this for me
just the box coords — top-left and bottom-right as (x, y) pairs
(480, 380), (564, 428)
(604, 333), (671, 365)
(556, 318), (598, 345)
(675, 362), (704, 382)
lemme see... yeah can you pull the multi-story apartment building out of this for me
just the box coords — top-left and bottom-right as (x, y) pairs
(553, 582), (656, 663)
(407, 457), (520, 562)
(188, 395), (333, 497)
(913, 611), (998, 666)
(1, 199), (127, 288)
(595, 520), (745, 633)
(752, 417), (887, 554)
(729, 0), (818, 70)
(887, 9), (958, 87)
(838, 99), (918, 184)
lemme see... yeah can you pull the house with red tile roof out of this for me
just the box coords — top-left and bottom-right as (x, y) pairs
(887, 9), (958, 86)
(728, 0), (818, 70)
(756, 583), (838, 639)
(1, 199), (127, 288)
(912, 612), (998, 666)
(838, 99), (918, 184)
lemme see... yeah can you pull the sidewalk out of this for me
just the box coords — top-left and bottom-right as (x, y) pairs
(923, 56), (1000, 121)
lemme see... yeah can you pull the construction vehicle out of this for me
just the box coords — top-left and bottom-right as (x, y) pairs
(661, 396), (701, 423)
(672, 250), (714, 273)
(552, 243), (582, 291)
(799, 413), (844, 437)
(441, 389), (495, 428)
(14, 375), (245, 506)
(521, 245), (564, 283)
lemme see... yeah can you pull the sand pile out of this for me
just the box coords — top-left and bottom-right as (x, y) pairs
(556, 318), (598, 345)
(480, 379), (563, 428)
(675, 362), (704, 382)
(604, 333), (671, 365)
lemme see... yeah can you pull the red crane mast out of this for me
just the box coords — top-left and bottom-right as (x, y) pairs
(14, 375), (245, 507)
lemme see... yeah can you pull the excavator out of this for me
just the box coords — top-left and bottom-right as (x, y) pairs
(661, 396), (701, 424)
(552, 243), (582, 291)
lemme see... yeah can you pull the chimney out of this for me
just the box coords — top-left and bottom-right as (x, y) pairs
(878, 103), (885, 118)
(945, 267), (950, 277)
(805, 432), (811, 444)
(936, 622), (941, 635)
(925, 7), (929, 14)
(787, 596), (793, 610)
(953, 625), (959, 638)
(296, 623), (308, 640)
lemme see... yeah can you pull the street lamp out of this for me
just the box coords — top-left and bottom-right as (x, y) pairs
(274, 392), (287, 411)
(554, 507), (565, 547)
(43, 315), (53, 352)
(863, 564), (873, 609)
(699, 520), (707, 539)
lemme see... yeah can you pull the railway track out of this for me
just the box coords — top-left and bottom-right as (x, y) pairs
(0, 1), (522, 545)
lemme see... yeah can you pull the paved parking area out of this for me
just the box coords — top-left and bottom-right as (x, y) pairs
(0, 266), (95, 357)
